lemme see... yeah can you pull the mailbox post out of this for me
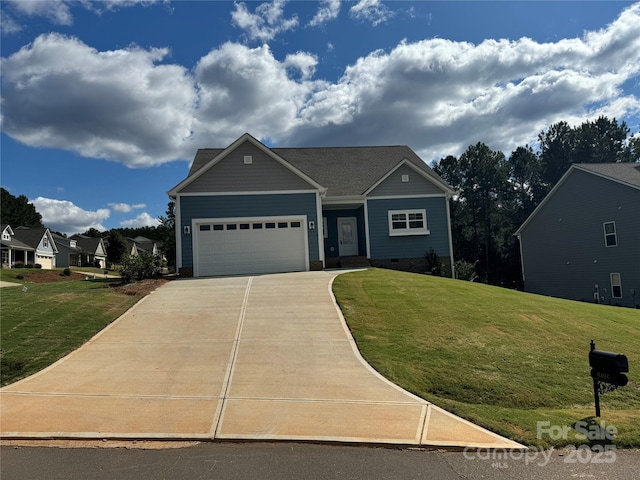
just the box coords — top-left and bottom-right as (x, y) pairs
(589, 340), (629, 417)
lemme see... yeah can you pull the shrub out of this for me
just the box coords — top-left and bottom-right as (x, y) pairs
(25, 264), (34, 269)
(93, 259), (102, 268)
(455, 259), (478, 282)
(63, 267), (72, 276)
(14, 263), (24, 269)
(119, 252), (162, 284)
(15, 274), (24, 280)
(34, 263), (42, 269)
(424, 247), (444, 276)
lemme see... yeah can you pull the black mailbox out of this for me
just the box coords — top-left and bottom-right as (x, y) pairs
(589, 350), (629, 373)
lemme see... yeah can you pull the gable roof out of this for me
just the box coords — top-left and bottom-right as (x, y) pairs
(13, 226), (57, 251)
(182, 135), (452, 198)
(169, 133), (325, 196)
(516, 162), (640, 236)
(573, 162), (640, 190)
(70, 234), (105, 255)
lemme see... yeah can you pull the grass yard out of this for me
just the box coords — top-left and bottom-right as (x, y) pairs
(0, 269), (144, 386)
(333, 268), (640, 448)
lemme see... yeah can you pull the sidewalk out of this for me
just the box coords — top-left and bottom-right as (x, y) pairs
(0, 271), (523, 449)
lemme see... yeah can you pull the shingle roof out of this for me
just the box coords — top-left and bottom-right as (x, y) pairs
(73, 236), (103, 254)
(574, 163), (640, 189)
(12, 227), (49, 250)
(189, 145), (451, 197)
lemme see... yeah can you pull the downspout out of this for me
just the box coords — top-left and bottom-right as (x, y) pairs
(445, 193), (456, 279)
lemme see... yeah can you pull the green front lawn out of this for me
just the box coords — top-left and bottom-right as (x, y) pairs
(0, 273), (140, 386)
(333, 268), (640, 448)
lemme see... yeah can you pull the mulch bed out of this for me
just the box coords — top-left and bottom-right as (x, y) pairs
(7, 270), (86, 283)
(110, 278), (169, 296)
(6, 270), (170, 297)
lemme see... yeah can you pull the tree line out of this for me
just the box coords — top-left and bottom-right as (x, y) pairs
(433, 116), (639, 287)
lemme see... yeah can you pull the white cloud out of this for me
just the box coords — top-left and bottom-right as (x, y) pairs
(1, 33), (196, 167)
(3, 0), (159, 30)
(349, 0), (393, 27)
(1, 3), (639, 167)
(31, 197), (110, 235)
(231, 0), (299, 42)
(193, 42), (325, 146)
(108, 202), (146, 213)
(120, 212), (160, 228)
(309, 0), (341, 27)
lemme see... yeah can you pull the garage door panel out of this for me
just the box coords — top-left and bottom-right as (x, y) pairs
(196, 218), (307, 277)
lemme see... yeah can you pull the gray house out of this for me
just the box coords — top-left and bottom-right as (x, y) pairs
(168, 133), (455, 278)
(516, 163), (640, 308)
(1, 225), (58, 269)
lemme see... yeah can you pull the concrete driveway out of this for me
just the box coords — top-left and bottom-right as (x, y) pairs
(0, 271), (522, 449)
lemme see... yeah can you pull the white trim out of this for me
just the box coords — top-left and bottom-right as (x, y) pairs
(363, 158), (455, 197)
(364, 199), (371, 258)
(191, 215), (309, 278)
(388, 209), (429, 236)
(610, 272), (622, 298)
(316, 191), (325, 266)
(603, 221), (617, 247)
(318, 196), (364, 205)
(445, 196), (456, 279)
(175, 196), (183, 269)
(168, 133), (326, 196)
(366, 193), (447, 200)
(175, 189), (320, 197)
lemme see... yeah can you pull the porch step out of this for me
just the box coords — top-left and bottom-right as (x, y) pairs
(336, 256), (370, 268)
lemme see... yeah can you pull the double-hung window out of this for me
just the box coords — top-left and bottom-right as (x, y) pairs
(603, 222), (617, 247)
(388, 209), (429, 236)
(610, 273), (622, 298)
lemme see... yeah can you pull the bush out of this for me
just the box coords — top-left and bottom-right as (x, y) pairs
(34, 263), (42, 269)
(15, 274), (24, 280)
(25, 264), (34, 269)
(14, 263), (24, 269)
(63, 267), (72, 276)
(454, 259), (478, 282)
(424, 247), (444, 276)
(119, 252), (162, 284)
(93, 259), (102, 268)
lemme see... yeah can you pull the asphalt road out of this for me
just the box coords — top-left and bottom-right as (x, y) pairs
(2, 442), (639, 480)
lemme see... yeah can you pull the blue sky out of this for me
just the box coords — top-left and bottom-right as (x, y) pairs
(1, 0), (639, 235)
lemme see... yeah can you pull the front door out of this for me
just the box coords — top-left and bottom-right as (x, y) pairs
(338, 217), (358, 256)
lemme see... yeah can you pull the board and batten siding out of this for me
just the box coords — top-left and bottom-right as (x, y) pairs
(179, 193), (320, 268)
(367, 164), (446, 197)
(181, 143), (315, 193)
(520, 169), (640, 307)
(366, 196), (451, 260)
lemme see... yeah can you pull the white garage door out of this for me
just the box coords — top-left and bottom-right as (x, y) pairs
(195, 217), (308, 277)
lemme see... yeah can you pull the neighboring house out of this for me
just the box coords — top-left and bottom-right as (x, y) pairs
(129, 236), (159, 256)
(53, 234), (107, 268)
(125, 238), (139, 257)
(516, 163), (640, 308)
(168, 133), (455, 278)
(0, 225), (58, 269)
(69, 234), (108, 268)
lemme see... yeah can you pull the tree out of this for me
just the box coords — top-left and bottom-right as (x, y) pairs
(434, 143), (510, 284)
(0, 188), (43, 228)
(105, 231), (128, 265)
(81, 227), (103, 238)
(157, 201), (176, 270)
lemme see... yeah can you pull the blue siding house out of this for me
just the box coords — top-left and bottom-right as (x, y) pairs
(516, 163), (640, 308)
(169, 133), (455, 278)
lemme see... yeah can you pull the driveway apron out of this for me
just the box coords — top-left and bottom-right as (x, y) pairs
(0, 271), (522, 449)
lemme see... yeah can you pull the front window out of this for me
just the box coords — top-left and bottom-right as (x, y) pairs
(610, 273), (622, 298)
(603, 222), (617, 247)
(388, 209), (429, 236)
